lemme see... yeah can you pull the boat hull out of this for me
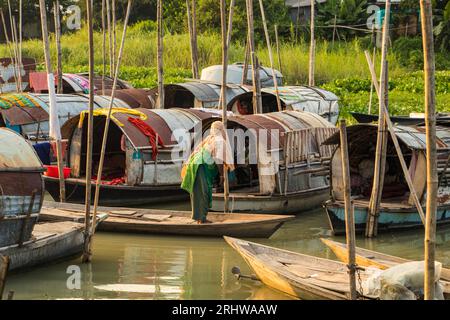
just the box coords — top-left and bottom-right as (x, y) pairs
(0, 215), (39, 248)
(0, 222), (85, 272)
(44, 176), (188, 206)
(212, 186), (329, 214)
(324, 201), (450, 235)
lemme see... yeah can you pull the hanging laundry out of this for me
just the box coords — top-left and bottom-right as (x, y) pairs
(78, 108), (147, 128)
(127, 117), (165, 160)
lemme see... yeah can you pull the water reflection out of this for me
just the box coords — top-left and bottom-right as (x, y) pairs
(4, 207), (450, 299)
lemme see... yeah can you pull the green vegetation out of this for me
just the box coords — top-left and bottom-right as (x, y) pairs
(0, 22), (448, 122)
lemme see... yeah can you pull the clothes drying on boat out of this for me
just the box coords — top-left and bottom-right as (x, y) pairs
(33, 142), (51, 165)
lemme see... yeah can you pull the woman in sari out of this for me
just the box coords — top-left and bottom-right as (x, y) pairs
(181, 121), (234, 224)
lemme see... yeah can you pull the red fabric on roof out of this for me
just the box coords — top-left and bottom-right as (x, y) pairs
(29, 72), (49, 92)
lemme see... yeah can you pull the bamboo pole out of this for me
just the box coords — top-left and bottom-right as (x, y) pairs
(241, 33), (250, 85)
(112, 0), (117, 76)
(258, 0), (281, 112)
(368, 47), (376, 114)
(0, 255), (9, 300)
(12, 17), (22, 92)
(308, 0), (315, 87)
(220, 0), (230, 213)
(89, 0), (133, 248)
(364, 51), (426, 225)
(54, 0), (63, 94)
(39, 0), (66, 203)
(102, 0), (107, 95)
(245, 0), (262, 114)
(274, 24), (282, 78)
(186, 0), (199, 79)
(192, 0), (199, 76)
(8, 0), (21, 92)
(0, 10), (18, 92)
(81, 0), (96, 264)
(157, 0), (164, 109)
(420, 0), (437, 301)
(339, 120), (357, 300)
(107, 0), (113, 77)
(366, 0), (390, 238)
(19, 0), (23, 91)
(227, 0), (235, 49)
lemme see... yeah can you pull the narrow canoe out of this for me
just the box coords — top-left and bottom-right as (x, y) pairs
(40, 201), (294, 238)
(320, 238), (450, 296)
(224, 236), (377, 300)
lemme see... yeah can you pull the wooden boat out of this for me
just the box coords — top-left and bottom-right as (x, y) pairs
(351, 112), (450, 126)
(224, 236), (377, 300)
(323, 124), (450, 234)
(209, 111), (338, 214)
(40, 201), (294, 238)
(320, 238), (450, 297)
(44, 108), (219, 206)
(0, 128), (44, 247)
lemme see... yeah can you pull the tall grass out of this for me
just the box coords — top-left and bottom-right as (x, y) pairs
(0, 24), (408, 86)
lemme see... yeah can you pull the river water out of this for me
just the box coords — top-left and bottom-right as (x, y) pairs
(4, 200), (450, 300)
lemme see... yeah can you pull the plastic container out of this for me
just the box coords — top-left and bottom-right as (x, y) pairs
(44, 165), (71, 179)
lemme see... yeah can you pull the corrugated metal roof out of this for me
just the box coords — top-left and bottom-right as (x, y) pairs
(0, 128), (42, 168)
(324, 124), (450, 150)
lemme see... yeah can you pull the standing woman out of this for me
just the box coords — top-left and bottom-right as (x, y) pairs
(181, 121), (234, 224)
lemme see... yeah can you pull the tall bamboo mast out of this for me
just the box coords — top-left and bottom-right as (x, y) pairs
(88, 0), (133, 258)
(18, 0), (22, 91)
(0, 10), (18, 92)
(107, 0), (113, 77)
(220, 0), (230, 213)
(420, 0), (437, 300)
(245, 0), (262, 114)
(366, 0), (390, 238)
(227, 0), (235, 48)
(8, 0), (21, 92)
(81, 0), (96, 263)
(112, 0), (117, 76)
(157, 0), (164, 109)
(39, 0), (66, 202)
(54, 0), (63, 94)
(274, 24), (282, 78)
(258, 0), (281, 112)
(339, 120), (357, 300)
(102, 0), (107, 95)
(186, 0), (199, 79)
(308, 0), (315, 87)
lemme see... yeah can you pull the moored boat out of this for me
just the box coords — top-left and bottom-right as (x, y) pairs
(323, 124), (450, 234)
(209, 111), (338, 214)
(0, 128), (44, 248)
(224, 236), (376, 300)
(40, 201), (294, 238)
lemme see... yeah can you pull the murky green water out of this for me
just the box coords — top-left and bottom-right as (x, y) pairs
(4, 200), (450, 300)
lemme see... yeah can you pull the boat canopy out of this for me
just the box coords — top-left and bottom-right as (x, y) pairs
(102, 89), (155, 109)
(65, 107), (221, 150)
(0, 128), (42, 169)
(201, 63), (283, 87)
(161, 82), (248, 109)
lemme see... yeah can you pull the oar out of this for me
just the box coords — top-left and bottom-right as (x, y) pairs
(231, 266), (260, 281)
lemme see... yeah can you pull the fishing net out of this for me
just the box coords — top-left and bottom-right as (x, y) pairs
(362, 261), (444, 300)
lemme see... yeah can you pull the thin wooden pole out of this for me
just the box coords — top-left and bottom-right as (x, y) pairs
(54, 0), (63, 94)
(0, 255), (9, 300)
(107, 0), (113, 77)
(339, 120), (357, 300)
(39, 0), (66, 203)
(420, 0), (437, 301)
(0, 10), (18, 92)
(245, 0), (262, 114)
(12, 16), (22, 92)
(220, 0), (230, 213)
(274, 24), (282, 78)
(81, 0), (96, 264)
(19, 0), (23, 91)
(157, 0), (164, 109)
(112, 0), (117, 77)
(102, 0), (107, 95)
(365, 51), (426, 225)
(308, 0), (315, 87)
(366, 0), (390, 238)
(258, 0), (281, 112)
(227, 0), (235, 49)
(241, 32), (250, 85)
(192, 0), (199, 76)
(186, 0), (199, 79)
(368, 47), (376, 114)
(90, 0), (132, 245)
(7, 0), (21, 92)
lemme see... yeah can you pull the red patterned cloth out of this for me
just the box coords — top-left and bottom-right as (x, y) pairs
(127, 117), (165, 160)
